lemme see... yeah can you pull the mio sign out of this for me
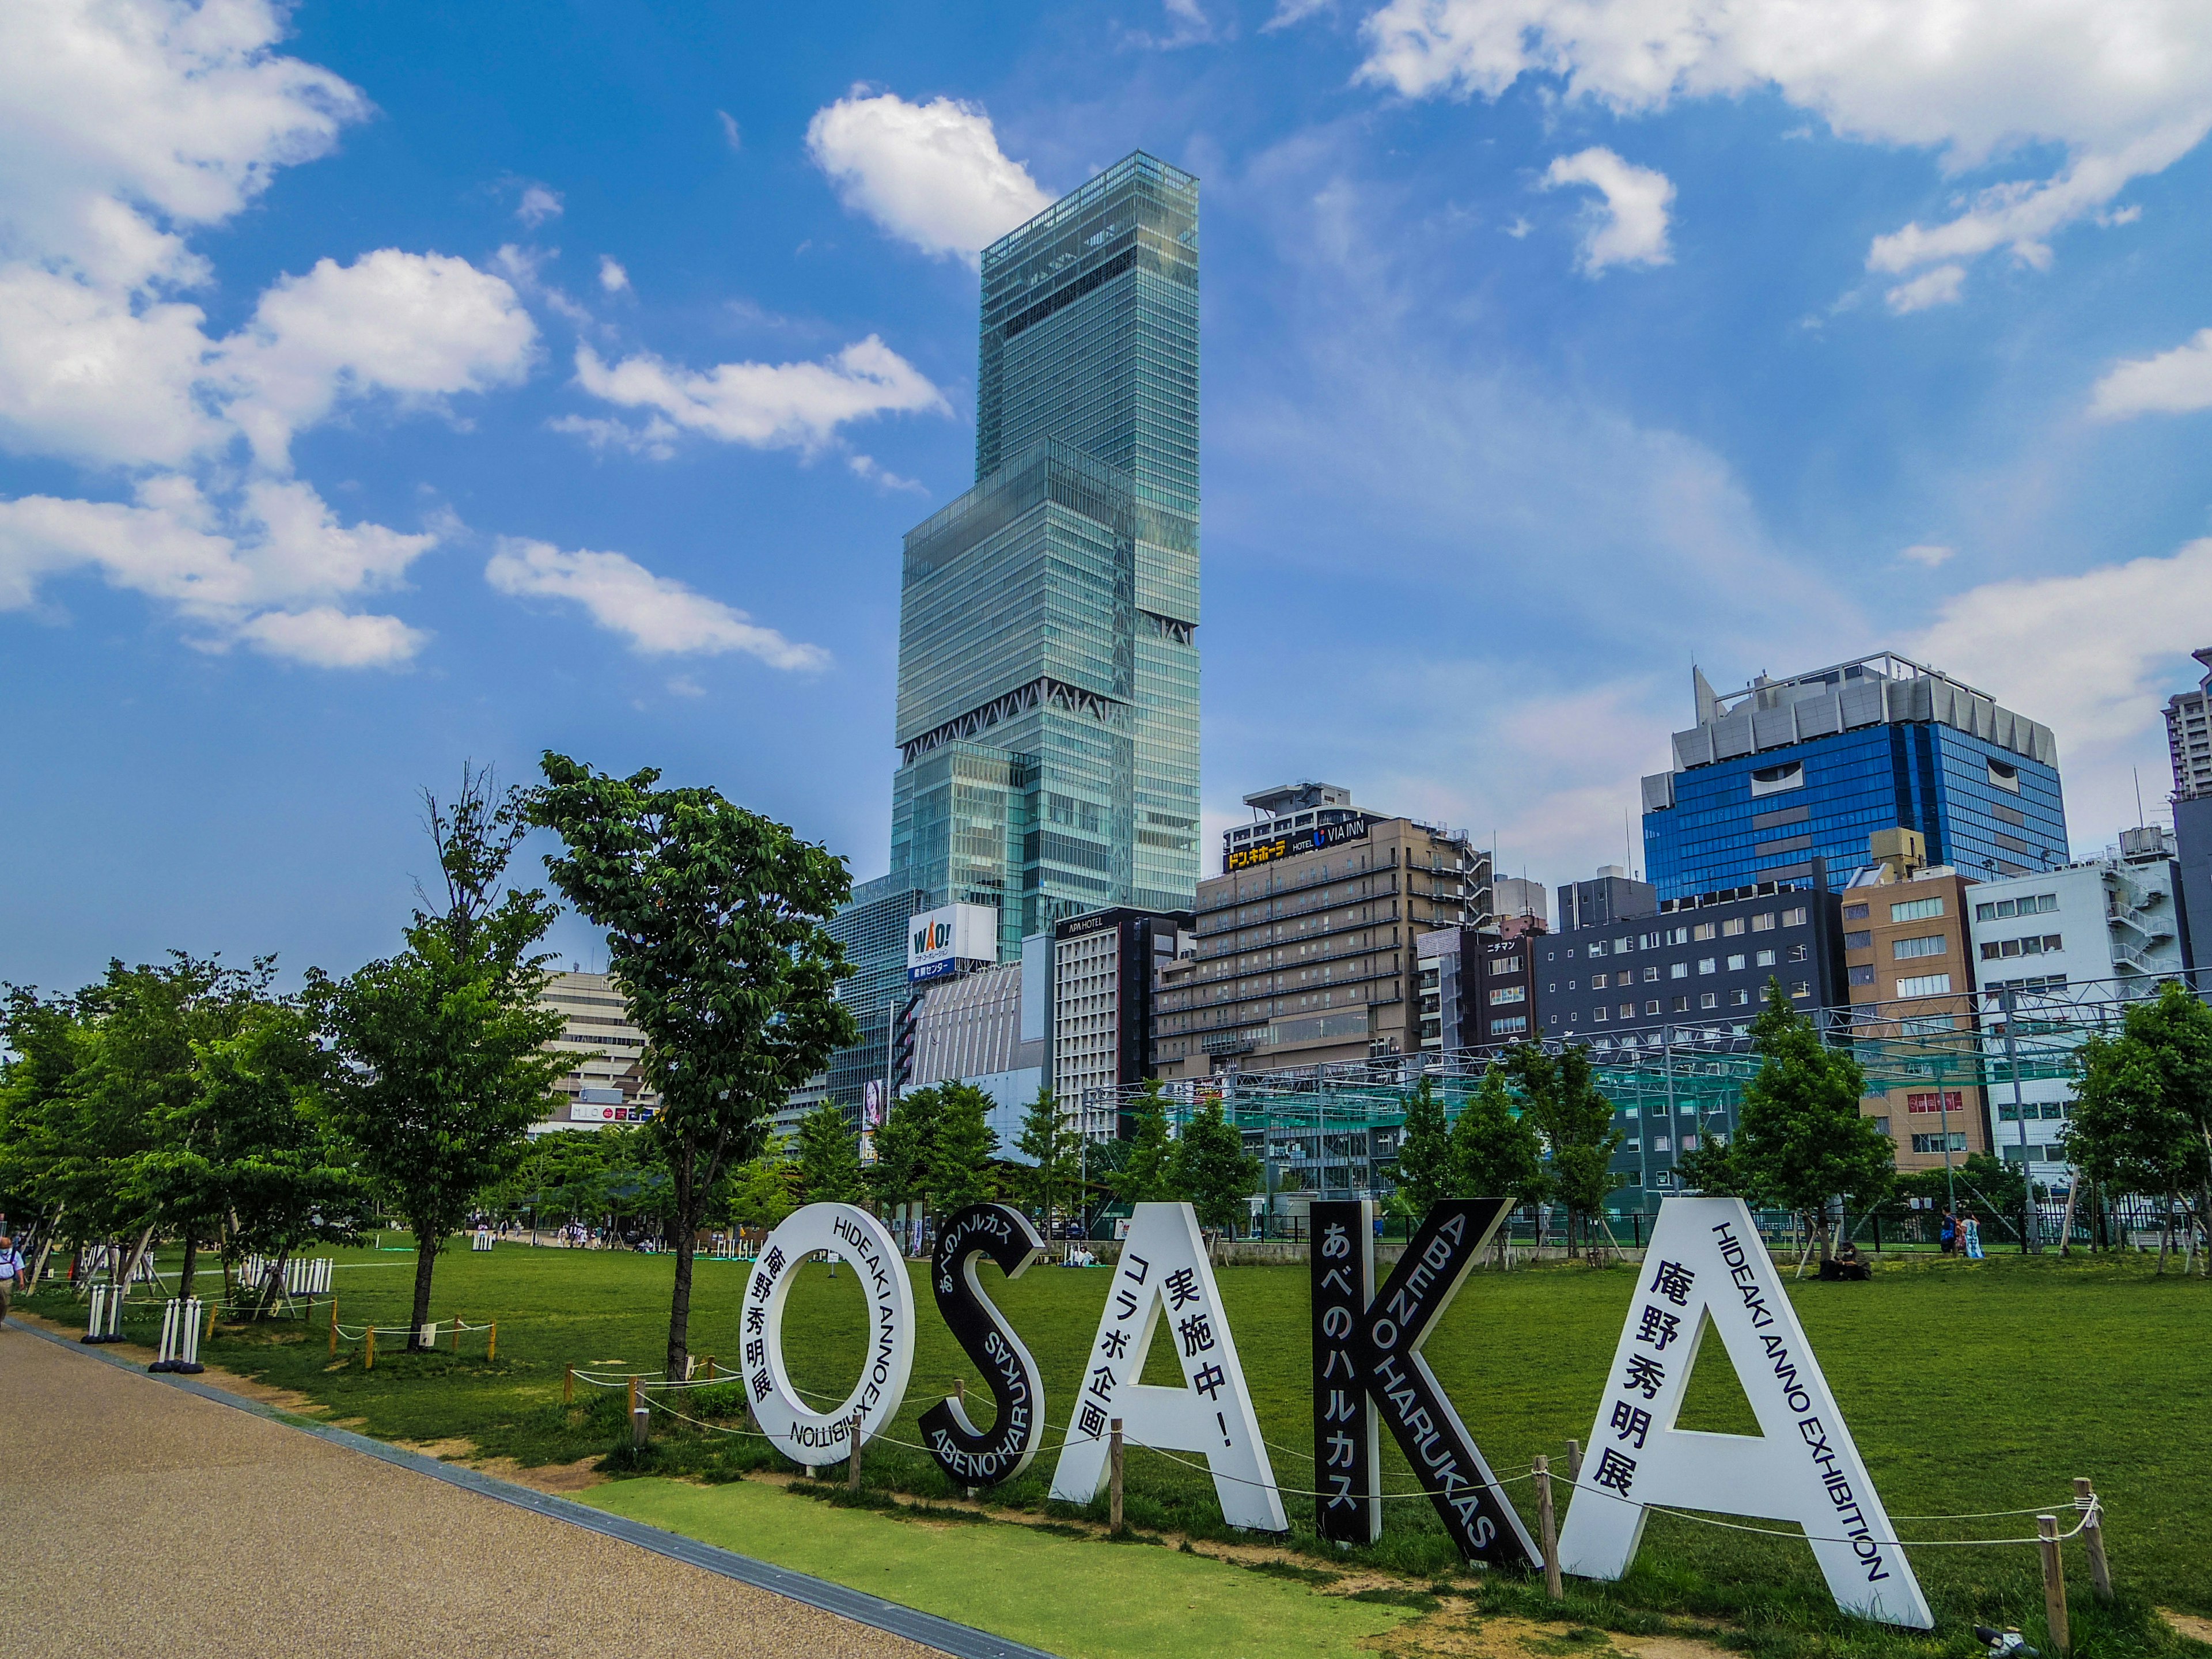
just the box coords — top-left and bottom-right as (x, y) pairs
(737, 1195), (1931, 1628)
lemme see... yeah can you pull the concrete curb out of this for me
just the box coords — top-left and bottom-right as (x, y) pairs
(10, 1317), (1058, 1659)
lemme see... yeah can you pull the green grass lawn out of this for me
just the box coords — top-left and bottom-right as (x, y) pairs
(582, 1476), (1426, 1659)
(36, 1242), (2212, 1659)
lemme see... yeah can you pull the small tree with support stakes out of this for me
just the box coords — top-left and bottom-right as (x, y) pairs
(315, 767), (568, 1350)
(1733, 978), (1895, 1274)
(529, 754), (857, 1381)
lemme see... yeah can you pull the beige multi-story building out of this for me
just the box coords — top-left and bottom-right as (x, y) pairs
(1842, 835), (1986, 1173)
(536, 970), (657, 1134)
(1152, 785), (1490, 1077)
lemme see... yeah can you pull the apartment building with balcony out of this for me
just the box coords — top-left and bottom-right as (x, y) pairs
(1968, 828), (2188, 1190)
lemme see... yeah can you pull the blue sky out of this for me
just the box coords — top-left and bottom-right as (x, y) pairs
(5, 0), (2211, 993)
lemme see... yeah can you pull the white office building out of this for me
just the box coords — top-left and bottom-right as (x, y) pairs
(535, 971), (658, 1134)
(1968, 830), (2187, 1187)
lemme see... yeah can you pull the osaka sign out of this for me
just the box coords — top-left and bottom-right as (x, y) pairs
(733, 1195), (1927, 1628)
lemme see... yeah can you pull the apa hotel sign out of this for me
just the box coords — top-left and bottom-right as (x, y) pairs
(738, 1195), (1932, 1629)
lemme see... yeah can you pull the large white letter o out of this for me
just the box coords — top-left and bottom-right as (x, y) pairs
(741, 1203), (914, 1469)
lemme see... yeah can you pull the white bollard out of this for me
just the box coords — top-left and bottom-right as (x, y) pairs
(82, 1283), (123, 1343)
(149, 1297), (207, 1373)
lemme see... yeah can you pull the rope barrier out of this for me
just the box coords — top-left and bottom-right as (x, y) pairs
(571, 1355), (2100, 1550)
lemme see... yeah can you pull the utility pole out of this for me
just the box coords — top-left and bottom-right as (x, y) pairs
(2005, 988), (2036, 1253)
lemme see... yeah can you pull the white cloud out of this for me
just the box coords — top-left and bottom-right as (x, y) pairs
(847, 453), (926, 493)
(805, 89), (1052, 264)
(1357, 0), (2212, 290)
(571, 336), (946, 454)
(717, 110), (743, 151)
(597, 255), (630, 293)
(0, 0), (369, 289)
(0, 475), (437, 664)
(0, 263), (222, 468)
(230, 605), (426, 668)
(216, 249), (538, 468)
(1899, 543), (1956, 567)
(515, 184), (563, 227)
(1885, 263), (1967, 313)
(2088, 327), (2212, 419)
(1539, 147), (1673, 273)
(485, 537), (828, 669)
(1912, 540), (2212, 836)
(547, 413), (679, 460)
(1264, 0), (1334, 29)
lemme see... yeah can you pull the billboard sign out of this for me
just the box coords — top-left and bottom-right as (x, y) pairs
(1225, 816), (1369, 873)
(907, 903), (997, 984)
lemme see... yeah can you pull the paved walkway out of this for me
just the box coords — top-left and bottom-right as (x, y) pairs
(0, 1320), (954, 1659)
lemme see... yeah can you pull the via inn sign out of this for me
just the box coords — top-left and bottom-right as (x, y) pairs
(741, 1195), (1932, 1628)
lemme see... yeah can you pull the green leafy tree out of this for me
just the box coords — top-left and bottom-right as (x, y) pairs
(1505, 1041), (1622, 1256)
(1171, 1097), (1260, 1233)
(2, 953), (276, 1294)
(1112, 1080), (1177, 1205)
(315, 769), (569, 1348)
(147, 996), (368, 1310)
(529, 753), (857, 1381)
(1014, 1084), (1081, 1229)
(1392, 1075), (1453, 1212)
(2069, 981), (2212, 1272)
(869, 1085), (945, 1224)
(1734, 979), (1895, 1268)
(727, 1145), (800, 1231)
(794, 1104), (864, 1206)
(1450, 1064), (1547, 1208)
(1673, 1126), (1752, 1199)
(929, 1082), (1001, 1210)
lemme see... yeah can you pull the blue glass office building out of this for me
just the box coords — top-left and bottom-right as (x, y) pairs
(891, 151), (1202, 941)
(1642, 655), (2067, 900)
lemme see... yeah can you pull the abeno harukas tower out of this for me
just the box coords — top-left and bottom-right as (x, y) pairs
(889, 153), (1201, 955)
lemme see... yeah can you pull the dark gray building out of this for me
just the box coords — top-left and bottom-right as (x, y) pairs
(1533, 871), (1847, 1204)
(2176, 794), (2211, 976)
(1555, 867), (1658, 933)
(1537, 873), (1847, 1046)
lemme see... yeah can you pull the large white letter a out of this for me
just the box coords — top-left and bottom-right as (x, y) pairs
(1556, 1198), (1931, 1628)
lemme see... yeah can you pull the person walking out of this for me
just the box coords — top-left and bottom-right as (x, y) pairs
(1938, 1210), (1957, 1255)
(0, 1235), (26, 1324)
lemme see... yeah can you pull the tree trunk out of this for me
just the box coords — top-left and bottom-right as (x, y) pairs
(256, 1244), (293, 1320)
(407, 1228), (439, 1348)
(179, 1233), (199, 1301)
(665, 1139), (698, 1380)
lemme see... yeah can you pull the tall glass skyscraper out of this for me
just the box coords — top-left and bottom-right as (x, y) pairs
(1641, 654), (2068, 900)
(821, 153), (1202, 1111)
(892, 151), (1202, 945)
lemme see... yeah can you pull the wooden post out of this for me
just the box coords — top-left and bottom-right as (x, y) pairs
(1109, 1418), (1125, 1535)
(564, 1363), (575, 1404)
(849, 1410), (864, 1491)
(205, 1298), (219, 1345)
(702, 1354), (713, 1382)
(2074, 1478), (2112, 1603)
(1565, 1439), (1583, 1480)
(1536, 1455), (1563, 1601)
(328, 1297), (338, 1356)
(365, 1325), (375, 1371)
(2039, 1514), (2070, 1655)
(452, 1317), (462, 1354)
(487, 1321), (497, 1362)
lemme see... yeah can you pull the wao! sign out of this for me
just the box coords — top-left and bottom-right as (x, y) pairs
(738, 1195), (1930, 1628)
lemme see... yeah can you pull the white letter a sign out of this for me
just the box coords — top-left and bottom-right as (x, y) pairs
(1556, 1198), (1932, 1628)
